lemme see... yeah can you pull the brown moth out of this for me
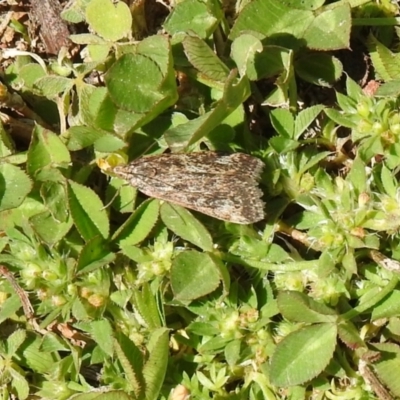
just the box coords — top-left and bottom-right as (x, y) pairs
(112, 152), (265, 224)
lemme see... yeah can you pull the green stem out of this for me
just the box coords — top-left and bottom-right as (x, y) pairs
(340, 275), (399, 320)
(353, 17), (400, 26)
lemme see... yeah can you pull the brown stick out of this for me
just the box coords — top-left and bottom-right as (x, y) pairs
(0, 265), (34, 319)
(29, 0), (70, 55)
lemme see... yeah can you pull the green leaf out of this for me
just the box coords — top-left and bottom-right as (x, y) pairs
(336, 92), (357, 113)
(303, 2), (351, 50)
(233, 41), (293, 82)
(27, 125), (71, 174)
(164, 111), (214, 149)
(79, 86), (115, 130)
(106, 36), (178, 119)
(106, 53), (163, 113)
(9, 368), (29, 400)
(132, 283), (162, 330)
(352, 276), (399, 317)
(164, 71), (250, 150)
(371, 290), (400, 320)
(143, 328), (169, 400)
(19, 63), (46, 89)
(182, 35), (229, 82)
(337, 321), (365, 349)
(89, 320), (114, 357)
(282, 0), (324, 10)
(357, 135), (384, 162)
(69, 33), (107, 45)
(0, 294), (22, 324)
(208, 252), (230, 297)
(295, 53), (342, 87)
(230, 34), (263, 79)
(198, 336), (231, 353)
(260, 46), (294, 81)
(114, 199), (160, 246)
(87, 43), (112, 62)
(171, 251), (221, 301)
(269, 137), (300, 153)
(61, 0), (86, 23)
(164, 0), (221, 38)
(298, 151), (330, 175)
(120, 245), (150, 264)
(380, 164), (397, 198)
(136, 35), (172, 76)
(94, 133), (126, 153)
(270, 323), (337, 387)
(40, 181), (68, 222)
(346, 156), (366, 194)
(114, 334), (145, 398)
(30, 211), (72, 245)
(0, 125), (14, 158)
(40, 333), (70, 352)
(34, 76), (74, 98)
(229, 0), (313, 43)
(107, 177), (137, 214)
(6, 329), (26, 356)
(160, 203), (213, 251)
(188, 322), (220, 336)
(277, 291), (337, 323)
(373, 343), (400, 398)
(324, 108), (357, 129)
(67, 180), (110, 241)
(21, 334), (59, 374)
(0, 163), (32, 211)
(77, 236), (115, 274)
(86, 0), (132, 41)
(294, 105), (324, 139)
(270, 108), (294, 138)
(225, 340), (241, 366)
(345, 74), (364, 101)
(263, 49), (296, 107)
(367, 33), (400, 81)
(376, 80), (400, 97)
(63, 126), (106, 151)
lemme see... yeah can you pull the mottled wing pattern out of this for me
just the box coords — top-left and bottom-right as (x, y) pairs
(112, 152), (265, 224)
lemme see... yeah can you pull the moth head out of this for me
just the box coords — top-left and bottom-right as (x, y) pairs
(112, 165), (133, 180)
(112, 164), (157, 180)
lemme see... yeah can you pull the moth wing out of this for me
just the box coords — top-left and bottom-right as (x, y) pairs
(143, 174), (265, 224)
(131, 152), (264, 178)
(164, 189), (264, 224)
(114, 152), (265, 224)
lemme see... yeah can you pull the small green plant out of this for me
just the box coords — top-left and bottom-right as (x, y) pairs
(325, 75), (400, 165)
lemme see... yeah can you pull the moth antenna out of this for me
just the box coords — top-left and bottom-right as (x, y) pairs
(100, 184), (129, 211)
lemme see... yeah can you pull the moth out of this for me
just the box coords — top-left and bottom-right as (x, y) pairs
(112, 152), (265, 224)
